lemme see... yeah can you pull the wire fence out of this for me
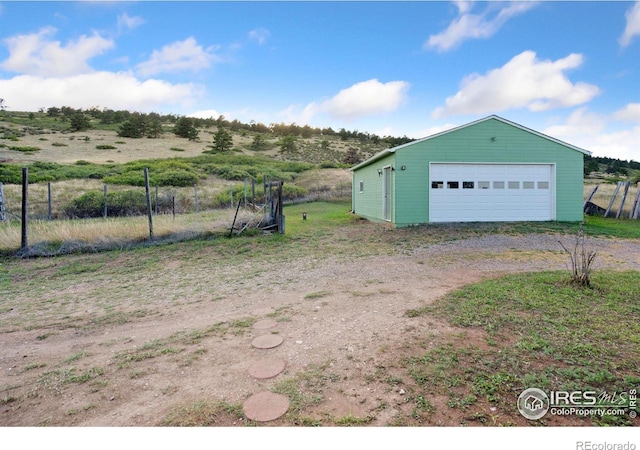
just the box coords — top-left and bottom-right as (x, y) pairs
(0, 178), (350, 223)
(0, 170), (352, 254)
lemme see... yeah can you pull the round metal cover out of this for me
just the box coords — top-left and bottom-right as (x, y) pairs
(248, 358), (286, 379)
(243, 392), (290, 422)
(251, 334), (284, 349)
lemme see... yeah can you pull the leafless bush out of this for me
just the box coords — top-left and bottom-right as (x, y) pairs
(558, 226), (597, 287)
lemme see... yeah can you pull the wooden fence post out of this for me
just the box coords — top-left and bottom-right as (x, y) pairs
(604, 182), (622, 218)
(229, 183), (233, 208)
(103, 184), (108, 219)
(244, 178), (247, 207)
(616, 181), (630, 219)
(47, 182), (53, 220)
(155, 186), (159, 215)
(251, 178), (256, 204)
(630, 187), (640, 219)
(0, 182), (6, 222)
(21, 168), (28, 250)
(194, 184), (199, 213)
(144, 168), (153, 240)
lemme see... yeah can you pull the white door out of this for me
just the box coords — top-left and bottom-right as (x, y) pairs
(429, 163), (553, 222)
(382, 166), (392, 221)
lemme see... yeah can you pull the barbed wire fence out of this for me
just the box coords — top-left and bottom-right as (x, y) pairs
(0, 168), (352, 251)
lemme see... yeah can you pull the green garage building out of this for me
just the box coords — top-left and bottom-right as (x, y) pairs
(351, 115), (590, 227)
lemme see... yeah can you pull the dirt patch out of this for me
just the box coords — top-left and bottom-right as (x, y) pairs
(1, 234), (639, 426)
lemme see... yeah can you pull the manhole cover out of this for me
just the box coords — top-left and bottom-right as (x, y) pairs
(251, 334), (284, 349)
(243, 392), (290, 422)
(253, 319), (278, 330)
(248, 358), (286, 379)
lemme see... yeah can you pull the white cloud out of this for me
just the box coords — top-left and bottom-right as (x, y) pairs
(619, 1), (640, 47)
(248, 28), (270, 45)
(544, 107), (605, 138)
(543, 108), (640, 161)
(322, 79), (410, 120)
(426, 1), (537, 52)
(1, 27), (114, 77)
(432, 51), (600, 118)
(613, 103), (640, 123)
(0, 72), (201, 112)
(188, 109), (222, 120)
(280, 79), (410, 125)
(136, 37), (220, 77)
(117, 13), (145, 32)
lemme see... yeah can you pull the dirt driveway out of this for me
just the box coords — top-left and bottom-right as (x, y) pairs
(1, 232), (639, 426)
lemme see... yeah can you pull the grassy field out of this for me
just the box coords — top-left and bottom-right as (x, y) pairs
(2, 195), (640, 256)
(1, 201), (639, 426)
(2, 112), (640, 427)
(404, 270), (640, 426)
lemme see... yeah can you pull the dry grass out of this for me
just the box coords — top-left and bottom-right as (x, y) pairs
(584, 182), (640, 218)
(1, 127), (221, 164)
(0, 208), (257, 254)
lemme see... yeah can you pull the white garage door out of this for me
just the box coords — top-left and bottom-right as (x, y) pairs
(429, 163), (554, 222)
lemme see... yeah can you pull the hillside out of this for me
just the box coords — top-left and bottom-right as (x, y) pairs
(1, 108), (638, 181)
(0, 109), (407, 167)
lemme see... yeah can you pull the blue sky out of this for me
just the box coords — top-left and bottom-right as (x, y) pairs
(1, 1), (639, 161)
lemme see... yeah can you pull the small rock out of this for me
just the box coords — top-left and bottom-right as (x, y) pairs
(490, 407), (497, 412)
(399, 389), (406, 395)
(296, 340), (303, 344)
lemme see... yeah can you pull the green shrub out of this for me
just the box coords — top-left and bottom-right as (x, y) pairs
(102, 172), (145, 187)
(64, 189), (153, 218)
(0, 164), (23, 183)
(282, 184), (309, 200)
(9, 146), (40, 152)
(96, 145), (117, 150)
(154, 170), (200, 187)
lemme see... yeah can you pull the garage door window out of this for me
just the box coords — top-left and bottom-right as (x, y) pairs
(447, 181), (459, 189)
(463, 181), (474, 189)
(493, 181), (504, 189)
(478, 181), (490, 189)
(431, 181), (444, 189)
(508, 181), (520, 189)
(523, 181), (535, 189)
(538, 181), (549, 189)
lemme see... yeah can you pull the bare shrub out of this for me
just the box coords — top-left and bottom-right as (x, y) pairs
(558, 226), (597, 287)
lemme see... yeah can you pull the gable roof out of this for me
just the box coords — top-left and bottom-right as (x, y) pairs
(351, 115), (591, 171)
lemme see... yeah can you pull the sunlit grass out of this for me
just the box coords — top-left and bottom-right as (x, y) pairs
(0, 208), (255, 254)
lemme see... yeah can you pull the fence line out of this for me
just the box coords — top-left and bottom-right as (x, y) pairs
(0, 182), (6, 222)
(0, 172), (351, 225)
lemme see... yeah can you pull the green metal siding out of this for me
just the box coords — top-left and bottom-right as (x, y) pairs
(352, 117), (585, 227)
(352, 153), (396, 223)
